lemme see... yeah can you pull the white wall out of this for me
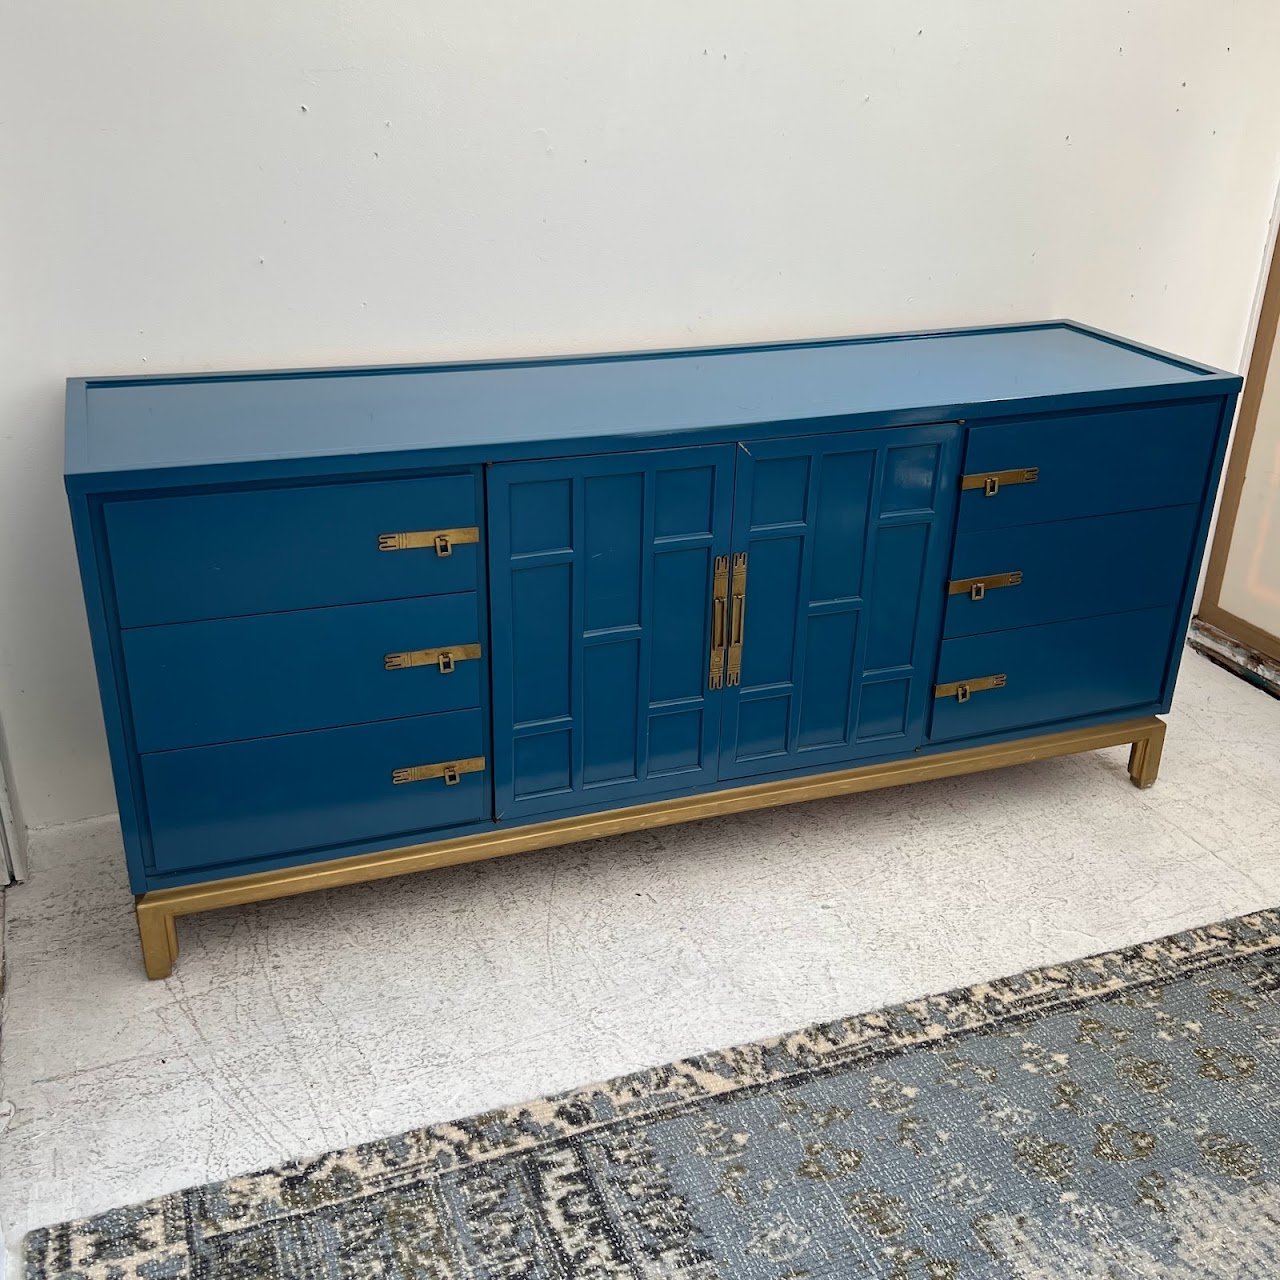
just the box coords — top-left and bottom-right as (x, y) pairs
(2, 1), (1280, 831)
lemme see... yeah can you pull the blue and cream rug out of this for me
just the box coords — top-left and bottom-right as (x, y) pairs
(26, 910), (1280, 1278)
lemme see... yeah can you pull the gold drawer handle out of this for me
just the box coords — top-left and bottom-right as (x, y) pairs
(707, 555), (730, 689)
(948, 571), (1023, 601)
(384, 643), (482, 673)
(377, 526), (480, 556)
(935, 674), (1007, 703)
(960, 468), (1039, 497)
(391, 755), (486, 786)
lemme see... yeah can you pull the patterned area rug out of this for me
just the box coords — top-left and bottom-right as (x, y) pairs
(26, 910), (1280, 1278)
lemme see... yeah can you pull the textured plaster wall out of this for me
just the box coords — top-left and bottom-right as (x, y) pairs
(2, 1), (1280, 829)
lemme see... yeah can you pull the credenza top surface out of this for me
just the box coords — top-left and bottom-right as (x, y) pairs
(66, 320), (1238, 485)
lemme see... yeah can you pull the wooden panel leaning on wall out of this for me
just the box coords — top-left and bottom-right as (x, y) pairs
(1195, 231), (1280, 693)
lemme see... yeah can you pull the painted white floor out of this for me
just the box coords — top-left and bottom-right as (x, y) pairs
(3, 649), (1280, 1272)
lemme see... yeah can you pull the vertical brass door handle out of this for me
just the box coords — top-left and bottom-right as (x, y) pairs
(726, 552), (748, 687)
(708, 555), (730, 689)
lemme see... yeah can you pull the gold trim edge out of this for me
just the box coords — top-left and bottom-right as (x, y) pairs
(138, 716), (1166, 951)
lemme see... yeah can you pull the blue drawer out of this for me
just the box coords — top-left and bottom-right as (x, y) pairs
(106, 473), (480, 627)
(930, 607), (1176, 742)
(957, 401), (1219, 532)
(944, 506), (1198, 639)
(125, 594), (483, 752)
(142, 710), (487, 876)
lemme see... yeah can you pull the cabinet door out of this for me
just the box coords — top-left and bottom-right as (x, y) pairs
(719, 425), (960, 779)
(489, 447), (737, 820)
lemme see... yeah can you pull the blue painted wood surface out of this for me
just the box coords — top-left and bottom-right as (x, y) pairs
(107, 473), (480, 627)
(125, 593), (483, 752)
(66, 322), (1237, 488)
(719, 426), (960, 779)
(944, 506), (1199, 639)
(62, 322), (1243, 895)
(143, 710), (487, 875)
(930, 608), (1178, 743)
(957, 401), (1219, 532)
(488, 446), (738, 820)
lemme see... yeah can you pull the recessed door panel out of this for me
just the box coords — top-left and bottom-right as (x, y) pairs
(720, 426), (961, 780)
(797, 612), (860, 749)
(739, 536), (804, 688)
(651, 548), (714, 703)
(864, 523), (930, 671)
(582, 640), (641, 786)
(489, 446), (737, 820)
(810, 451), (874, 601)
(583, 472), (644, 632)
(510, 562), (572, 726)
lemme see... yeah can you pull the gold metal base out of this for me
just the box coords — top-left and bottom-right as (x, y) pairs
(1127, 717), (1166, 789)
(135, 715), (1168, 980)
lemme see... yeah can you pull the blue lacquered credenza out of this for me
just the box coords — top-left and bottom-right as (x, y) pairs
(65, 322), (1241, 977)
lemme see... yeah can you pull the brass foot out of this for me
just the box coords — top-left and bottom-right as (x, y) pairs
(118, 715), (1170, 978)
(136, 898), (179, 979)
(1127, 719), (1167, 790)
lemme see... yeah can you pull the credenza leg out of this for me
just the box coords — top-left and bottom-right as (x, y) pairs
(120, 716), (1170, 978)
(136, 898), (179, 980)
(1127, 718), (1167, 790)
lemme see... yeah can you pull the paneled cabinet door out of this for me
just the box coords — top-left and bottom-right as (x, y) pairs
(718, 425), (961, 779)
(488, 447), (737, 821)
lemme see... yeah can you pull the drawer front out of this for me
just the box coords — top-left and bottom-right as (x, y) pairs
(125, 594), (484, 753)
(106, 473), (480, 627)
(142, 710), (487, 875)
(930, 607), (1175, 742)
(944, 506), (1198, 639)
(958, 401), (1219, 532)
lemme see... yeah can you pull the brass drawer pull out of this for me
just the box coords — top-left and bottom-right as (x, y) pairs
(377, 526), (480, 556)
(948, 571), (1023, 601)
(725, 552), (748, 688)
(391, 755), (486, 785)
(960, 467), (1039, 497)
(384, 643), (482, 673)
(935, 673), (1007, 703)
(708, 555), (730, 689)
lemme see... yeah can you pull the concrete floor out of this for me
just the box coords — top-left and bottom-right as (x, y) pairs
(2, 649), (1279, 1272)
